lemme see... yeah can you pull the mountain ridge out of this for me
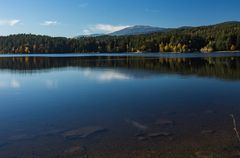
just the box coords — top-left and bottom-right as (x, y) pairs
(75, 21), (240, 38)
(74, 25), (169, 38)
(109, 25), (170, 36)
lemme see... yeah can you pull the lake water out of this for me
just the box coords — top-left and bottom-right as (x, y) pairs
(0, 53), (240, 158)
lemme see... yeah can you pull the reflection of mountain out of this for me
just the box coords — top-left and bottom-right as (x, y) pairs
(0, 56), (239, 80)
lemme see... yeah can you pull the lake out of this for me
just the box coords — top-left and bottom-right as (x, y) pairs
(0, 53), (240, 158)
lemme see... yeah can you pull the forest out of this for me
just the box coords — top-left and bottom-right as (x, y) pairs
(0, 21), (240, 54)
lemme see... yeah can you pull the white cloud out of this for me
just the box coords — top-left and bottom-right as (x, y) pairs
(41, 21), (58, 26)
(0, 19), (21, 26)
(78, 3), (88, 8)
(93, 24), (130, 33)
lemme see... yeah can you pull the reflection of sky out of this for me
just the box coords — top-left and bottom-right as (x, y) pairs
(0, 68), (133, 91)
(0, 67), (240, 123)
(0, 68), (137, 115)
(0, 67), (197, 93)
(45, 80), (58, 89)
(0, 79), (20, 89)
(83, 69), (132, 81)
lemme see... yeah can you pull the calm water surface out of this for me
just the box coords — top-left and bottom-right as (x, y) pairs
(0, 53), (240, 158)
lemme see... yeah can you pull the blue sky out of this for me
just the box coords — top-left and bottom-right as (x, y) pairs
(0, 0), (240, 37)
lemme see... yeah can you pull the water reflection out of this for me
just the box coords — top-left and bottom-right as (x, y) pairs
(0, 79), (20, 89)
(0, 55), (239, 80)
(45, 79), (58, 89)
(0, 55), (240, 158)
(83, 69), (132, 81)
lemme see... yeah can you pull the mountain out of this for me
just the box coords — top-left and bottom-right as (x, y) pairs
(74, 25), (169, 38)
(216, 21), (240, 25)
(178, 26), (193, 29)
(109, 25), (170, 36)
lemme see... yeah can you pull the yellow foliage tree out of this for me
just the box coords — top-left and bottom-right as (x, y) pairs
(164, 44), (170, 52)
(172, 45), (177, 52)
(25, 47), (30, 53)
(159, 43), (165, 52)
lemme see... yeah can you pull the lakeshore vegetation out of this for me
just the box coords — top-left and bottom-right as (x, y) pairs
(0, 21), (240, 54)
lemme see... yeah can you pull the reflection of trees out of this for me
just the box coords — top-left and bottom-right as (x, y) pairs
(0, 56), (239, 80)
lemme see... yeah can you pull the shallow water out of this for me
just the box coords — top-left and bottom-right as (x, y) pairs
(0, 53), (240, 158)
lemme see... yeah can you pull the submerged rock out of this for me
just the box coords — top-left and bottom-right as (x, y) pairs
(135, 133), (148, 141)
(126, 119), (148, 131)
(136, 132), (172, 141)
(155, 119), (174, 126)
(63, 146), (88, 158)
(147, 132), (172, 138)
(63, 126), (106, 139)
(137, 136), (148, 141)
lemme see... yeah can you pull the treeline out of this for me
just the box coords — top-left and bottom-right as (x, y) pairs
(0, 35), (72, 54)
(0, 21), (240, 54)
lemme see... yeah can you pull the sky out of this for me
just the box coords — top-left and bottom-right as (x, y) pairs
(0, 0), (240, 37)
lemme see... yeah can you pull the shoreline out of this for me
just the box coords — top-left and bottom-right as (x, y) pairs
(0, 52), (240, 58)
(0, 51), (240, 55)
(0, 50), (240, 55)
(215, 51), (240, 53)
